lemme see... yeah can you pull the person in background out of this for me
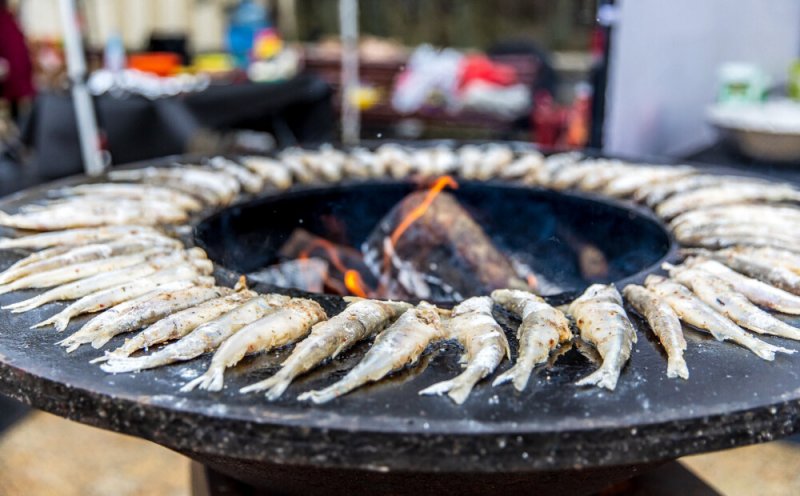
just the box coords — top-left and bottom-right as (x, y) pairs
(0, 0), (35, 120)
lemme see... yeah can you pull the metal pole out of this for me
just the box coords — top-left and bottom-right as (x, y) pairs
(339, 0), (360, 145)
(59, 0), (105, 176)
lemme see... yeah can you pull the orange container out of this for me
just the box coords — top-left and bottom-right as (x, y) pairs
(127, 52), (181, 77)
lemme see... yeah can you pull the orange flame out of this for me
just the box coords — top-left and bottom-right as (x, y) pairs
(390, 175), (458, 246)
(526, 274), (538, 289)
(344, 269), (369, 298)
(299, 239), (348, 274)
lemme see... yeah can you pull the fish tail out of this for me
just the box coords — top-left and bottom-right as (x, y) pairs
(666, 356), (690, 380)
(181, 368), (223, 392)
(421, 366), (486, 404)
(4, 296), (46, 312)
(0, 210), (18, 228)
(491, 369), (514, 387)
(44, 312), (73, 332)
(297, 374), (365, 404)
(575, 365), (620, 391)
(64, 341), (82, 353)
(89, 354), (110, 364)
(418, 379), (456, 397)
(492, 362), (533, 392)
(240, 370), (293, 399)
(30, 315), (58, 330)
(90, 334), (114, 350)
(100, 356), (151, 374)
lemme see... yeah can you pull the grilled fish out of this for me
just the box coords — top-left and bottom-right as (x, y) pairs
(622, 284), (688, 379)
(419, 296), (509, 404)
(656, 183), (800, 220)
(3, 250), (202, 312)
(0, 235), (181, 284)
(491, 289), (571, 391)
(181, 298), (326, 392)
(674, 258), (800, 315)
(95, 290), (257, 362)
(33, 260), (213, 331)
(0, 225), (160, 250)
(240, 298), (411, 399)
(298, 302), (445, 404)
(100, 294), (291, 373)
(59, 282), (222, 352)
(50, 183), (203, 212)
(675, 269), (800, 342)
(568, 284), (636, 390)
(645, 275), (793, 360)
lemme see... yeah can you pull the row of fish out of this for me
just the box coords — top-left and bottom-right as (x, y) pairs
(7, 227), (792, 403)
(527, 154), (800, 255)
(0, 225), (652, 403)
(5, 143), (799, 232)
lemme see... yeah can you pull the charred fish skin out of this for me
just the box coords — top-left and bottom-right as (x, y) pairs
(678, 258), (800, 315)
(298, 302), (445, 404)
(182, 299), (327, 392)
(569, 284), (636, 391)
(97, 291), (257, 362)
(622, 284), (688, 379)
(100, 294), (291, 374)
(419, 296), (509, 404)
(645, 274), (794, 360)
(240, 299), (412, 400)
(491, 289), (571, 391)
(673, 269), (800, 342)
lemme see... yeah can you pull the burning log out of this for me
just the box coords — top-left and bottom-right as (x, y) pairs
(279, 228), (376, 296)
(247, 258), (329, 293)
(363, 186), (531, 300)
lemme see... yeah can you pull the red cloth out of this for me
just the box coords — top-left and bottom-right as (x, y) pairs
(0, 8), (35, 101)
(458, 55), (518, 91)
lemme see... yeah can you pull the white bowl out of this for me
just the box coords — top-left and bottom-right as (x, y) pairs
(707, 101), (800, 163)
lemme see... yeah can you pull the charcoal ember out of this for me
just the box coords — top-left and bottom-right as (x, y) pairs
(363, 191), (530, 301)
(247, 258), (329, 292)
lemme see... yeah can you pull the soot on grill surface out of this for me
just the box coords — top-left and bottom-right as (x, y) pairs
(195, 180), (672, 302)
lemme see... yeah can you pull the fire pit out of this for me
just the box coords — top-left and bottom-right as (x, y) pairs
(196, 179), (672, 303)
(0, 145), (799, 495)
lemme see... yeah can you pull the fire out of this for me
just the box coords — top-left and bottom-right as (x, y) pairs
(344, 269), (369, 298)
(299, 238), (348, 274)
(299, 237), (373, 297)
(389, 175), (458, 246)
(526, 274), (538, 289)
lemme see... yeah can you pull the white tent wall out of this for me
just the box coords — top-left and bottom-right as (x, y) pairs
(603, 0), (800, 158)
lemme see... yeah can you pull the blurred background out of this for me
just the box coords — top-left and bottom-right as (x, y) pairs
(3, 0), (800, 494)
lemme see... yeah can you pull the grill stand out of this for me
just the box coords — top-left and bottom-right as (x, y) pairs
(187, 458), (718, 496)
